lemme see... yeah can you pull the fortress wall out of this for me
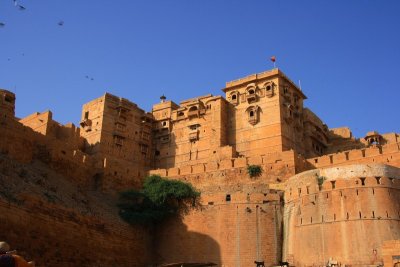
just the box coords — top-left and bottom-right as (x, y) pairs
(152, 152), (296, 267)
(149, 150), (299, 186)
(0, 125), (35, 163)
(307, 142), (400, 168)
(0, 199), (151, 267)
(0, 119), (145, 192)
(101, 156), (148, 191)
(156, 190), (283, 267)
(283, 164), (400, 267)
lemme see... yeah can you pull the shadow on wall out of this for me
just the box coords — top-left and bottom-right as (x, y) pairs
(155, 217), (221, 266)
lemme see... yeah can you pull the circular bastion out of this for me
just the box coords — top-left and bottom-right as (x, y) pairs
(283, 163), (400, 266)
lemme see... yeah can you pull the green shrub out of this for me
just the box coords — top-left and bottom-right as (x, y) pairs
(118, 175), (200, 225)
(247, 165), (262, 178)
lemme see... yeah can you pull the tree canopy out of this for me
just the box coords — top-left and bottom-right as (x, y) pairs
(118, 175), (200, 224)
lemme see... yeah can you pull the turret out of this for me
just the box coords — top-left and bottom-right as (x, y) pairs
(0, 89), (16, 119)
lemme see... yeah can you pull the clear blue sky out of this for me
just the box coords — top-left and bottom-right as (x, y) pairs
(1, 1), (399, 138)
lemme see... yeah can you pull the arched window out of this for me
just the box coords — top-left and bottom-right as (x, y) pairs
(246, 105), (260, 125)
(189, 106), (198, 112)
(246, 84), (258, 103)
(229, 91), (239, 105)
(264, 82), (274, 98)
(188, 106), (199, 118)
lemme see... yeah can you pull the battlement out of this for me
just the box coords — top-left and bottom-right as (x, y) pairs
(283, 164), (400, 266)
(285, 164), (400, 202)
(308, 142), (400, 168)
(150, 150), (298, 177)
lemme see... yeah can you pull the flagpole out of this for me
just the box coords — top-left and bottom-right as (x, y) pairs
(270, 56), (277, 69)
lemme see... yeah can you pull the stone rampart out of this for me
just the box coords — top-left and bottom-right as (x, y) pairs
(149, 150), (299, 186)
(156, 190), (283, 267)
(0, 200), (151, 267)
(308, 142), (400, 168)
(283, 164), (400, 267)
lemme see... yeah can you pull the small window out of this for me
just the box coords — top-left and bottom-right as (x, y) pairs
(283, 86), (289, 94)
(266, 85), (271, 91)
(162, 121), (167, 126)
(331, 181), (336, 189)
(189, 106), (198, 112)
(178, 111), (184, 117)
(360, 177), (366, 186)
(248, 89), (255, 95)
(375, 176), (381, 185)
(226, 194), (231, 202)
(84, 111), (89, 120)
(4, 95), (13, 103)
(232, 94), (237, 100)
(249, 111), (254, 117)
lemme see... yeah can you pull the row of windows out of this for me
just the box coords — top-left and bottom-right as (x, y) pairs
(299, 210), (400, 225)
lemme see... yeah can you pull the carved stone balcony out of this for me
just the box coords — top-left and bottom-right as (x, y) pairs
(189, 130), (199, 142)
(246, 94), (258, 103)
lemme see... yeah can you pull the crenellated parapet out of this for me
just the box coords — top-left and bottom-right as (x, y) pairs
(307, 142), (400, 168)
(283, 164), (400, 267)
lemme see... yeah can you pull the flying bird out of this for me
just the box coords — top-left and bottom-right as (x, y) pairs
(17, 5), (26, 10)
(58, 21), (64, 26)
(85, 75), (94, 81)
(0, 23), (5, 28)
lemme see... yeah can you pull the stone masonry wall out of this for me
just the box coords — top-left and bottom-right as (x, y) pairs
(0, 200), (151, 267)
(283, 164), (400, 267)
(156, 190), (283, 267)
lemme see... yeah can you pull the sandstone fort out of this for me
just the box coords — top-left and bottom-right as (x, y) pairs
(0, 68), (399, 267)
